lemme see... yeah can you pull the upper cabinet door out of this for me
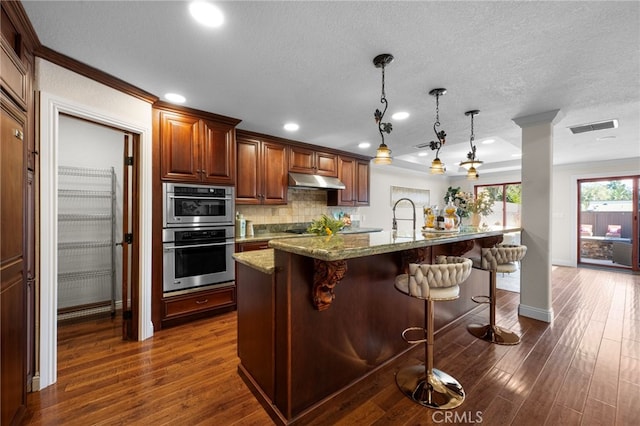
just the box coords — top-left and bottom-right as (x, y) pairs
(160, 112), (201, 182)
(289, 146), (315, 174)
(314, 151), (338, 177)
(289, 146), (337, 177)
(236, 136), (288, 205)
(355, 160), (370, 206)
(236, 136), (262, 204)
(261, 141), (288, 205)
(201, 119), (235, 185)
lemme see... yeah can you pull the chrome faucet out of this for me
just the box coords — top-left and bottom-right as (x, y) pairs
(392, 198), (416, 233)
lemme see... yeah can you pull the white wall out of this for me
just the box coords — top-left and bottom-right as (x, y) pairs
(360, 164), (451, 234)
(36, 58), (153, 389)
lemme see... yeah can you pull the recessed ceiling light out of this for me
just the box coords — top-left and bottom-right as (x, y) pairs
(164, 93), (186, 103)
(482, 139), (495, 144)
(512, 153), (522, 158)
(417, 152), (428, 157)
(189, 1), (224, 28)
(358, 142), (371, 149)
(596, 135), (617, 141)
(392, 111), (410, 120)
(283, 123), (299, 131)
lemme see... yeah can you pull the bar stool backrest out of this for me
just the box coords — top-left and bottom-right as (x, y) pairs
(404, 256), (472, 300)
(480, 244), (527, 271)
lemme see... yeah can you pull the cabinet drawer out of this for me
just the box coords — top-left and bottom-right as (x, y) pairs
(164, 286), (236, 318)
(1, 38), (27, 109)
(236, 241), (270, 252)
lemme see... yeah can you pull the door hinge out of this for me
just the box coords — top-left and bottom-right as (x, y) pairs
(126, 156), (134, 166)
(124, 233), (134, 244)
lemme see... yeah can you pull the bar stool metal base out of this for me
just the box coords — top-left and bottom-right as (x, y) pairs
(467, 323), (521, 345)
(395, 365), (465, 409)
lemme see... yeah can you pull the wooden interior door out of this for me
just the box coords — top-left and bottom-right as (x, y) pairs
(121, 133), (140, 340)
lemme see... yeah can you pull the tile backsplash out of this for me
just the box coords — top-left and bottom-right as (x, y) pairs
(236, 188), (358, 226)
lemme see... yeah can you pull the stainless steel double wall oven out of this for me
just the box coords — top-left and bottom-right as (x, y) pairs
(162, 183), (235, 293)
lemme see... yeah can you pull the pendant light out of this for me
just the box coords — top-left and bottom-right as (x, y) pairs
(372, 53), (394, 165)
(428, 88), (447, 174)
(460, 110), (483, 180)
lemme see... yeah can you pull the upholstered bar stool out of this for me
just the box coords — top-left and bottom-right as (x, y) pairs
(467, 244), (527, 345)
(394, 256), (473, 409)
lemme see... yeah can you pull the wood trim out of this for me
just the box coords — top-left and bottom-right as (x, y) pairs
(1, 0), (40, 54)
(237, 128), (372, 162)
(153, 100), (241, 127)
(34, 45), (159, 104)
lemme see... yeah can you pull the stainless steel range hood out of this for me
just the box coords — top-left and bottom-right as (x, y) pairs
(288, 172), (346, 190)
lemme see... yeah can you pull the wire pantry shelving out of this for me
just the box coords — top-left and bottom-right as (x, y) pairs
(57, 166), (116, 321)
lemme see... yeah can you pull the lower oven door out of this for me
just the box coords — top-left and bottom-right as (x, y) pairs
(163, 239), (235, 293)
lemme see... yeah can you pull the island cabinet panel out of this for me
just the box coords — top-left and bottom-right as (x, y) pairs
(289, 146), (338, 177)
(236, 263), (275, 401)
(268, 249), (485, 419)
(327, 155), (370, 206)
(236, 132), (288, 205)
(157, 105), (239, 185)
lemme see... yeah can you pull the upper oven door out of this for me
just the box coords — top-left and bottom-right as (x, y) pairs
(163, 183), (234, 227)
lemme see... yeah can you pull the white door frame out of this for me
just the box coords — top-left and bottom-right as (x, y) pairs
(38, 91), (153, 389)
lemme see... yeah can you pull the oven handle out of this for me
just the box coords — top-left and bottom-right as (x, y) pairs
(168, 195), (233, 201)
(163, 241), (235, 250)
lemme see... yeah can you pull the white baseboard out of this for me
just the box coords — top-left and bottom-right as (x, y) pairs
(519, 304), (554, 323)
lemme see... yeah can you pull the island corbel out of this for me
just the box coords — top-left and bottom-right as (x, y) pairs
(312, 259), (348, 310)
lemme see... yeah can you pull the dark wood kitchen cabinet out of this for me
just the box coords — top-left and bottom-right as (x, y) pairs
(236, 131), (288, 205)
(327, 155), (370, 206)
(1, 2), (37, 423)
(161, 285), (236, 328)
(289, 145), (338, 177)
(156, 102), (241, 185)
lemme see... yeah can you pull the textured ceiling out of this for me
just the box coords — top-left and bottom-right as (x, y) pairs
(22, 1), (640, 176)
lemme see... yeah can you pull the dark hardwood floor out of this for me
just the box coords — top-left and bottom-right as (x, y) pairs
(23, 266), (639, 425)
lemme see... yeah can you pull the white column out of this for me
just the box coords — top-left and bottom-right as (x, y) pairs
(512, 110), (563, 323)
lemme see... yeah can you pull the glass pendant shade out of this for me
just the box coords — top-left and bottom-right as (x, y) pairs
(466, 166), (479, 180)
(430, 157), (445, 174)
(459, 159), (483, 171)
(373, 143), (392, 165)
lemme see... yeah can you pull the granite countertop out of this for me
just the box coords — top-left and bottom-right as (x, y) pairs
(233, 249), (275, 274)
(269, 227), (522, 262)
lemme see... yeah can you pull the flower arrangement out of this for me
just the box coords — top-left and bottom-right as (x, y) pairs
(307, 214), (345, 236)
(444, 186), (470, 217)
(460, 191), (495, 216)
(445, 186), (494, 217)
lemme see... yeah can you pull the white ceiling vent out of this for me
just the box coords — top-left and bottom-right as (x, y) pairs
(569, 119), (618, 134)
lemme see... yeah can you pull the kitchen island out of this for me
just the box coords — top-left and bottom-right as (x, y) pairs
(233, 227), (520, 425)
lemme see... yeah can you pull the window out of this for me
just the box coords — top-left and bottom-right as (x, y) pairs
(475, 182), (521, 227)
